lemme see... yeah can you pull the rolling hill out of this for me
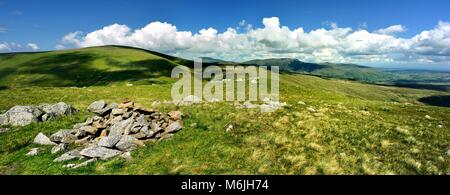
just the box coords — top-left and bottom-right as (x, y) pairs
(0, 45), (449, 175)
(244, 58), (392, 83)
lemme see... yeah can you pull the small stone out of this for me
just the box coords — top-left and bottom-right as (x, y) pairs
(54, 149), (82, 162)
(99, 130), (108, 137)
(307, 107), (316, 113)
(168, 111), (182, 120)
(26, 148), (39, 156)
(50, 129), (77, 143)
(74, 136), (90, 145)
(80, 146), (122, 160)
(120, 152), (132, 159)
(111, 108), (127, 115)
(425, 115), (432, 119)
(51, 143), (68, 154)
(438, 125), (443, 128)
(80, 126), (98, 135)
(225, 124), (233, 132)
(166, 121), (183, 133)
(118, 101), (134, 109)
(72, 158), (96, 169)
(297, 101), (306, 105)
(160, 133), (174, 140)
(447, 149), (450, 156)
(63, 164), (76, 168)
(34, 133), (57, 145)
(97, 136), (121, 148)
(95, 103), (118, 116)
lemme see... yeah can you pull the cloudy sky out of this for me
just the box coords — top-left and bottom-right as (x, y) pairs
(1, 0), (450, 69)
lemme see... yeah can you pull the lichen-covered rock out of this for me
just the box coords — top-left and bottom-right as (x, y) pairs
(115, 135), (139, 151)
(87, 100), (106, 113)
(54, 149), (82, 162)
(49, 129), (77, 143)
(3, 106), (43, 126)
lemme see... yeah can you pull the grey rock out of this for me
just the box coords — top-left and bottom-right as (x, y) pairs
(39, 102), (76, 117)
(87, 100), (106, 113)
(111, 108), (127, 116)
(54, 149), (82, 162)
(95, 103), (118, 116)
(141, 126), (155, 138)
(168, 111), (182, 120)
(80, 146), (122, 160)
(49, 129), (77, 143)
(34, 132), (57, 145)
(26, 148), (40, 156)
(109, 117), (134, 136)
(51, 143), (68, 154)
(166, 121), (183, 133)
(0, 114), (9, 125)
(120, 151), (132, 159)
(115, 135), (138, 151)
(4, 106), (43, 126)
(97, 136), (121, 148)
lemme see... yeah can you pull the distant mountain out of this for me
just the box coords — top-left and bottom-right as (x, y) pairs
(243, 58), (391, 83)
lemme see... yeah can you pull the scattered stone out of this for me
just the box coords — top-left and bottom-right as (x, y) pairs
(168, 111), (182, 120)
(447, 150), (450, 156)
(438, 125), (443, 128)
(0, 103), (76, 126)
(307, 107), (316, 113)
(120, 152), (132, 159)
(225, 124), (233, 132)
(166, 121), (183, 133)
(425, 115), (432, 120)
(49, 129), (77, 143)
(72, 158), (96, 169)
(26, 148), (39, 156)
(54, 149), (82, 162)
(51, 143), (68, 154)
(63, 164), (77, 168)
(80, 146), (122, 160)
(34, 133), (57, 145)
(297, 101), (306, 105)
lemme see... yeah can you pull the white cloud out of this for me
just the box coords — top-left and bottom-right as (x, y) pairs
(374, 25), (406, 35)
(0, 42), (40, 52)
(57, 17), (450, 65)
(27, 43), (39, 51)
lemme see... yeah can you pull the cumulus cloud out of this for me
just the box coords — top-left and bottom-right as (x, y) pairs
(27, 43), (40, 51)
(57, 17), (450, 65)
(374, 25), (406, 35)
(0, 42), (40, 52)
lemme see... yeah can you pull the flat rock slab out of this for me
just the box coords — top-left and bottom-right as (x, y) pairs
(34, 133), (57, 145)
(80, 146), (122, 160)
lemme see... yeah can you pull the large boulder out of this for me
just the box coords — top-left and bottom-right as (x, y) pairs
(3, 106), (43, 126)
(80, 146), (122, 160)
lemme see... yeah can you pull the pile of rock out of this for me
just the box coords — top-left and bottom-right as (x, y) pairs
(32, 100), (183, 168)
(0, 102), (77, 127)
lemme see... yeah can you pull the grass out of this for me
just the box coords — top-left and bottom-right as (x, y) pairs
(0, 46), (449, 175)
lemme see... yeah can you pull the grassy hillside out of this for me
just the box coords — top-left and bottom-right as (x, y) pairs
(0, 46), (449, 175)
(244, 58), (392, 83)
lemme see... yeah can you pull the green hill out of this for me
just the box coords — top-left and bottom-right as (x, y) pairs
(0, 46), (449, 175)
(0, 45), (193, 88)
(244, 58), (392, 83)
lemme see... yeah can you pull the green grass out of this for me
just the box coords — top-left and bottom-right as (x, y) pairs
(0, 46), (449, 175)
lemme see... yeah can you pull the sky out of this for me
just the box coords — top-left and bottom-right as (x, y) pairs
(1, 0), (450, 69)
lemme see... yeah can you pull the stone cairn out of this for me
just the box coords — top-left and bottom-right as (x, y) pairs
(32, 100), (183, 168)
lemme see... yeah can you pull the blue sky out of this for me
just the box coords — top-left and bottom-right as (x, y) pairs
(1, 0), (450, 69)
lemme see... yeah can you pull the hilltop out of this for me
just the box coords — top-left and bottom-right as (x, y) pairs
(0, 46), (449, 175)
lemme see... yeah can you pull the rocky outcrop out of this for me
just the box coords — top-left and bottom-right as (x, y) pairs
(31, 100), (184, 168)
(0, 102), (77, 126)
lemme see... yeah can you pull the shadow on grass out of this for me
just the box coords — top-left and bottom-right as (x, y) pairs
(0, 51), (175, 87)
(418, 95), (450, 108)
